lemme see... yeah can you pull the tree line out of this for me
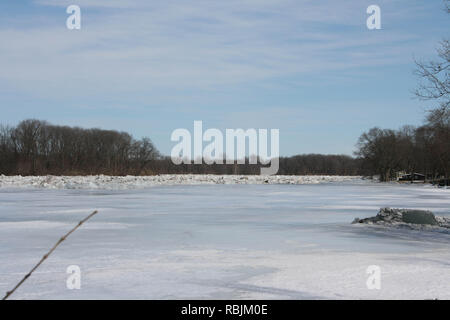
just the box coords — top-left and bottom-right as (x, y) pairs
(355, 107), (449, 182)
(152, 154), (360, 176)
(0, 119), (159, 175)
(0, 115), (446, 179)
(0, 119), (360, 176)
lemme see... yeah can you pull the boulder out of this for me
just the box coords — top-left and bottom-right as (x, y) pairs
(401, 210), (438, 225)
(353, 207), (449, 229)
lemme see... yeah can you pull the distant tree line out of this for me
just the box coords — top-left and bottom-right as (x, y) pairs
(150, 154), (361, 176)
(0, 119), (159, 175)
(2, 115), (448, 179)
(278, 154), (361, 175)
(0, 119), (361, 176)
(1, 116), (447, 179)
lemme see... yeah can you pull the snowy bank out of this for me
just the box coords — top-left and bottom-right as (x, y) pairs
(353, 208), (450, 231)
(0, 174), (361, 190)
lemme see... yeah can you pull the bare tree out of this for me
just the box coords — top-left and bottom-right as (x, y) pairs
(414, 1), (449, 112)
(355, 128), (402, 181)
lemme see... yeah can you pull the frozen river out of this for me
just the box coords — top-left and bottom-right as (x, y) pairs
(0, 180), (449, 299)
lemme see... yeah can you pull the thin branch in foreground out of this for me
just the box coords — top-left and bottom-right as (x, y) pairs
(2, 210), (99, 300)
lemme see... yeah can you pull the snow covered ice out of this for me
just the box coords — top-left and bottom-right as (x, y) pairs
(0, 174), (360, 189)
(0, 177), (449, 299)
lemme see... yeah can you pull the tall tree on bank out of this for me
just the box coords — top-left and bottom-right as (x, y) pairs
(414, 1), (450, 181)
(414, 0), (449, 115)
(355, 1), (449, 182)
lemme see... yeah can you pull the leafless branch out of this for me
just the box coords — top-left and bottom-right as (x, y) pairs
(2, 210), (99, 300)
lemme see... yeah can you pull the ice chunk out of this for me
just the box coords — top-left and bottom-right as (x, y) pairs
(0, 175), (362, 189)
(353, 207), (449, 229)
(401, 210), (438, 225)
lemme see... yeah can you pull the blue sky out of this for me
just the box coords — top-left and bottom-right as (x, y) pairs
(0, 0), (449, 156)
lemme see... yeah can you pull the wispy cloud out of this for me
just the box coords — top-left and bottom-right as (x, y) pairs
(0, 0), (437, 99)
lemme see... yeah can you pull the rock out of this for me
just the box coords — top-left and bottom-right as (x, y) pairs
(401, 210), (438, 225)
(353, 207), (450, 229)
